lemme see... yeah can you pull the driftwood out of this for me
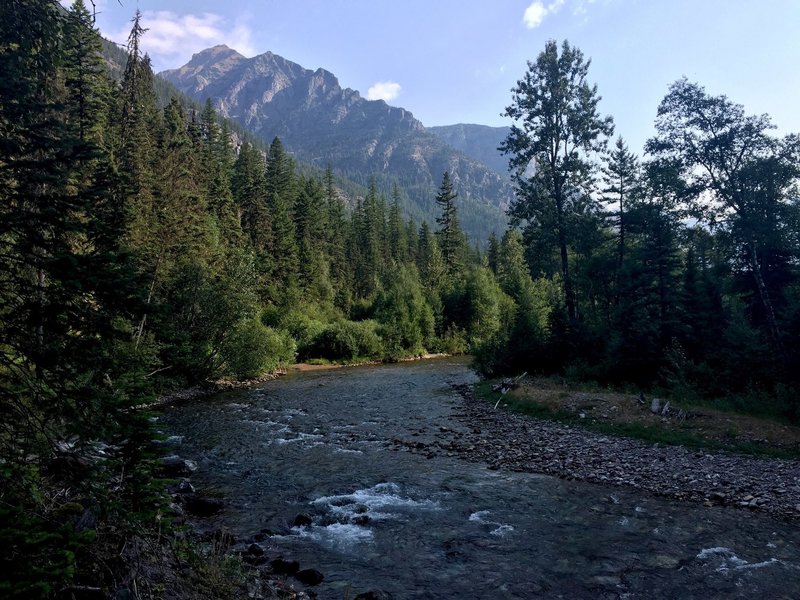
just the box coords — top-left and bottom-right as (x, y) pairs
(493, 372), (527, 409)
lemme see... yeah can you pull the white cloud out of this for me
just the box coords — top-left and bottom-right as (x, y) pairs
(522, 0), (568, 28)
(523, 2), (548, 28)
(367, 81), (402, 102)
(107, 11), (255, 69)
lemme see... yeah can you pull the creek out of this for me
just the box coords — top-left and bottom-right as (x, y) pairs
(160, 358), (800, 599)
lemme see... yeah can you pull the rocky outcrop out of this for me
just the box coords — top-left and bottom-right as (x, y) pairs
(428, 123), (512, 177)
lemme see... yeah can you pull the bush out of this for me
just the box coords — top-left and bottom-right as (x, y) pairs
(306, 320), (383, 361)
(221, 319), (296, 379)
(375, 266), (435, 359)
(278, 311), (327, 359)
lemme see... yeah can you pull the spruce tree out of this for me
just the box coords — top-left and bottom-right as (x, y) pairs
(265, 137), (299, 291)
(434, 171), (466, 278)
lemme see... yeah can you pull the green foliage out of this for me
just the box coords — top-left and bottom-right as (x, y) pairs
(306, 320), (384, 362)
(221, 318), (296, 379)
(0, 465), (88, 600)
(375, 266), (435, 359)
(502, 39), (614, 324)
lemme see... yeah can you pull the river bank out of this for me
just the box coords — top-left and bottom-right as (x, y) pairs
(390, 382), (800, 521)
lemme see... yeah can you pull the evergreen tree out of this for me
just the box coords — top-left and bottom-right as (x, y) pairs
(388, 184), (408, 264)
(265, 137), (299, 292)
(233, 143), (270, 250)
(486, 231), (501, 274)
(0, 4), (146, 592)
(434, 171), (466, 278)
(199, 98), (239, 237)
(602, 137), (641, 270)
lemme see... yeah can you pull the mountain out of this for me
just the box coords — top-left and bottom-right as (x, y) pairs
(428, 124), (512, 177)
(160, 46), (510, 241)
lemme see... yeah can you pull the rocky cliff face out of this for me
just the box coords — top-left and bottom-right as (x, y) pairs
(428, 124), (512, 177)
(160, 46), (510, 240)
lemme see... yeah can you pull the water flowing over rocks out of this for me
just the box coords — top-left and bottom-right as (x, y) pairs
(161, 359), (800, 598)
(391, 383), (800, 521)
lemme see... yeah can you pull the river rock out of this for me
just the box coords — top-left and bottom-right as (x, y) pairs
(247, 542), (265, 556)
(295, 568), (324, 586)
(177, 480), (195, 494)
(160, 455), (197, 476)
(270, 558), (300, 575)
(293, 512), (313, 527)
(183, 494), (223, 517)
(114, 588), (135, 600)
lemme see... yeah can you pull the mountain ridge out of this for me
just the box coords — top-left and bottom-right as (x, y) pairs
(160, 47), (511, 241)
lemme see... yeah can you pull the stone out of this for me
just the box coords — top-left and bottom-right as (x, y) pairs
(650, 398), (661, 414)
(183, 494), (224, 517)
(114, 588), (135, 600)
(247, 543), (265, 556)
(293, 513), (313, 527)
(242, 554), (269, 566)
(295, 568), (324, 586)
(177, 480), (195, 494)
(708, 491), (727, 504)
(160, 455), (197, 477)
(270, 558), (300, 575)
(75, 508), (97, 532)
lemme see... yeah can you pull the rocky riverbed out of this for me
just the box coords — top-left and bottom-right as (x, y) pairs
(161, 359), (800, 598)
(389, 383), (800, 521)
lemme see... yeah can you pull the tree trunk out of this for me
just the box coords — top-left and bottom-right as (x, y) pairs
(749, 242), (785, 363)
(556, 198), (576, 323)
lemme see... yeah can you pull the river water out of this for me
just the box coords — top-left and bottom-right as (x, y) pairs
(160, 358), (800, 599)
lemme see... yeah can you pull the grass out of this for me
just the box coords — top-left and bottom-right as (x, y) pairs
(475, 379), (800, 460)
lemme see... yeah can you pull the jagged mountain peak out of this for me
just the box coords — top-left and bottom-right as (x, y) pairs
(160, 47), (510, 240)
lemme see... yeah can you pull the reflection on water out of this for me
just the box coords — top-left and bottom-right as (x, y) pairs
(162, 359), (800, 599)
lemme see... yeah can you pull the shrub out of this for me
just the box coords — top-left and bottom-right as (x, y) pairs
(306, 320), (383, 361)
(221, 318), (296, 379)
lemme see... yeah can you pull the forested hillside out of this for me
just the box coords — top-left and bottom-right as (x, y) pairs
(2, 2), (799, 598)
(160, 46), (511, 242)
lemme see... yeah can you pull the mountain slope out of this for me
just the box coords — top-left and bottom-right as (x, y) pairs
(428, 124), (512, 177)
(160, 46), (510, 241)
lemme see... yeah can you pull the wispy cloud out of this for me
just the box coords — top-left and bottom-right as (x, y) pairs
(522, 0), (573, 28)
(107, 11), (255, 69)
(367, 81), (402, 102)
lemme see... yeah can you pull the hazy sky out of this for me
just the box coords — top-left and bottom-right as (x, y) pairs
(83, 0), (800, 154)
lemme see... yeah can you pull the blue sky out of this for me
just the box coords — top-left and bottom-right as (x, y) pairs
(84, 0), (800, 155)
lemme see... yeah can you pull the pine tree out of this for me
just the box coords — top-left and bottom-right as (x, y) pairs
(199, 99), (239, 237)
(0, 7), (146, 591)
(434, 171), (466, 278)
(486, 231), (501, 274)
(602, 137), (640, 270)
(388, 184), (408, 264)
(233, 143), (270, 250)
(265, 137), (299, 291)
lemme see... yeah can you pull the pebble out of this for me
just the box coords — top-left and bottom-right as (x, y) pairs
(400, 383), (800, 521)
